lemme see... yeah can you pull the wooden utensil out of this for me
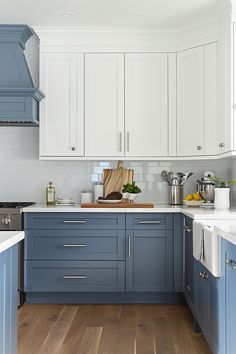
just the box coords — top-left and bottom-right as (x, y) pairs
(103, 161), (134, 197)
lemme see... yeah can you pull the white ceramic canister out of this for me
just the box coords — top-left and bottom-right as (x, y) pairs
(214, 188), (230, 210)
(80, 190), (93, 204)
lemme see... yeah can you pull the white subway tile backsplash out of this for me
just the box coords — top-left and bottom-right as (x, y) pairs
(0, 127), (232, 204)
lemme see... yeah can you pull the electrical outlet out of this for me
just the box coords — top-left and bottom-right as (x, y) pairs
(61, 176), (71, 186)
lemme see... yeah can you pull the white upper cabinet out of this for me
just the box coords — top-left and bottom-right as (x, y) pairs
(177, 47), (205, 156)
(218, 26), (233, 154)
(205, 42), (218, 155)
(125, 53), (168, 157)
(85, 54), (124, 157)
(177, 43), (218, 157)
(40, 53), (84, 157)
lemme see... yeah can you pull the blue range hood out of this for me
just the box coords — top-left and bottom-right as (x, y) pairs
(0, 25), (44, 126)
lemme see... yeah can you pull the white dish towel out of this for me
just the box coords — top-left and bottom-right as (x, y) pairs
(193, 220), (204, 261)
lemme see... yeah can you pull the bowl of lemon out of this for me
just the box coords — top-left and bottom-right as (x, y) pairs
(183, 192), (205, 207)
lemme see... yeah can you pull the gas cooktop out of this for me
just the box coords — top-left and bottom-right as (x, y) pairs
(0, 202), (34, 208)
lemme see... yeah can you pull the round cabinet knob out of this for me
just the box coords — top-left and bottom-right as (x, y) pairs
(71, 146), (76, 151)
(219, 142), (225, 148)
(197, 146), (202, 151)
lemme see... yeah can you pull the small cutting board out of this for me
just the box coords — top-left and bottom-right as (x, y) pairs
(81, 203), (154, 208)
(103, 161), (134, 197)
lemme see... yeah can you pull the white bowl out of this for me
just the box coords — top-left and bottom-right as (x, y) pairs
(122, 193), (138, 202)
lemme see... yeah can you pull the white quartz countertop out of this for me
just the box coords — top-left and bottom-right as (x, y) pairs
(0, 231), (24, 254)
(22, 204), (236, 220)
(215, 225), (236, 246)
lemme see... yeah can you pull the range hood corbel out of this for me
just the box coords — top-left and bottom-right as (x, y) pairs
(0, 25), (44, 126)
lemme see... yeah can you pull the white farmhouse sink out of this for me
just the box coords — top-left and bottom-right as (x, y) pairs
(193, 220), (236, 277)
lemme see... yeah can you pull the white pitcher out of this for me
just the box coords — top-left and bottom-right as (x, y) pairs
(214, 188), (230, 210)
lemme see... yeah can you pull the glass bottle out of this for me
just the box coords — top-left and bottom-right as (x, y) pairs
(46, 181), (56, 206)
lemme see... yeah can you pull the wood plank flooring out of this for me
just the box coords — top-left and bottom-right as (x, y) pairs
(18, 304), (212, 354)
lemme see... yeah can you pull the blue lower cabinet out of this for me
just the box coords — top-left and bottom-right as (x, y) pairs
(0, 245), (18, 354)
(193, 259), (220, 354)
(25, 260), (125, 292)
(126, 214), (174, 292)
(183, 216), (194, 310)
(222, 238), (236, 354)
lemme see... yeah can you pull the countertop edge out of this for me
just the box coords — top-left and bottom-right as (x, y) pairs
(215, 226), (236, 246)
(0, 231), (24, 254)
(22, 204), (236, 220)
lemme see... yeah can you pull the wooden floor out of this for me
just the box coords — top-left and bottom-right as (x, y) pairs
(18, 304), (212, 354)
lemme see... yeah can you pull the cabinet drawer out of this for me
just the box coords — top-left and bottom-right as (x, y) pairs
(25, 261), (125, 292)
(126, 213), (173, 230)
(25, 229), (125, 261)
(25, 213), (125, 230)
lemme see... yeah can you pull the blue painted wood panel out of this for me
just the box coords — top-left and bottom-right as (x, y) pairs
(183, 216), (194, 309)
(223, 239), (236, 354)
(25, 229), (125, 261)
(0, 244), (18, 354)
(25, 260), (125, 292)
(25, 213), (125, 230)
(174, 213), (183, 292)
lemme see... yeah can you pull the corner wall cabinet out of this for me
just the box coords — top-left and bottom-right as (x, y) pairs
(177, 42), (218, 156)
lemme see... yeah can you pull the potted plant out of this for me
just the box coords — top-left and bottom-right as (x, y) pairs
(209, 176), (236, 210)
(122, 181), (141, 203)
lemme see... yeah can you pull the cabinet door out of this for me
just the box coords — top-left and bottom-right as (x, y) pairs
(85, 54), (124, 157)
(194, 260), (208, 331)
(224, 241), (236, 354)
(183, 217), (194, 308)
(205, 42), (218, 155)
(125, 53), (168, 157)
(218, 27), (233, 154)
(0, 246), (18, 354)
(40, 53), (84, 157)
(177, 47), (204, 156)
(126, 229), (173, 292)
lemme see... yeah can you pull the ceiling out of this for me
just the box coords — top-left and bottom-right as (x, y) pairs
(0, 0), (224, 30)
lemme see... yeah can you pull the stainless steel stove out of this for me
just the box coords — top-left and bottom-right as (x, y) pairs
(0, 202), (35, 306)
(0, 202), (34, 230)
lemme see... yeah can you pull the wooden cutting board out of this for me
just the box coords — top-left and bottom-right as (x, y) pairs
(81, 203), (154, 208)
(103, 161), (134, 197)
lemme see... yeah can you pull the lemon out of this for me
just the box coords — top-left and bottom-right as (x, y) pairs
(184, 194), (193, 201)
(193, 192), (201, 200)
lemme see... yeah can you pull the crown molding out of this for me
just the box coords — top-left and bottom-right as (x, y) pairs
(33, 5), (231, 53)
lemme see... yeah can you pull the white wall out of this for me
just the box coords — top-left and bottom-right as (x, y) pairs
(0, 127), (231, 204)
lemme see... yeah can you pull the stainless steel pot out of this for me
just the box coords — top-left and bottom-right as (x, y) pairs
(197, 184), (215, 203)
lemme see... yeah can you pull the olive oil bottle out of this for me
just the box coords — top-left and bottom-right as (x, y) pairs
(46, 181), (56, 206)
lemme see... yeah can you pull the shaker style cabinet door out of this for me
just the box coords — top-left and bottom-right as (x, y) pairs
(125, 53), (168, 157)
(177, 47), (205, 156)
(40, 53), (84, 157)
(218, 27), (233, 154)
(85, 53), (124, 157)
